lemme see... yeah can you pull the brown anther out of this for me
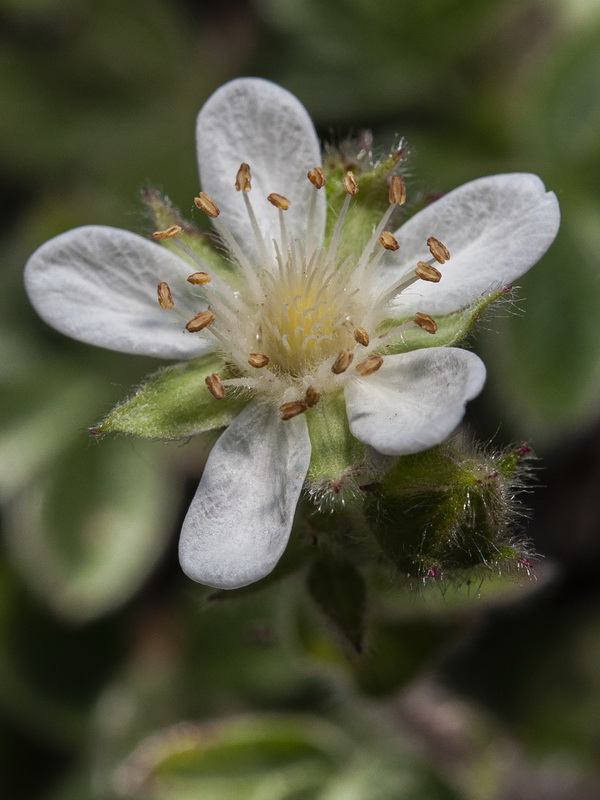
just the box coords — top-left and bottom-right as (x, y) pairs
(157, 281), (174, 309)
(414, 312), (438, 335)
(152, 225), (182, 240)
(307, 167), (326, 189)
(378, 231), (399, 251)
(415, 261), (442, 283)
(427, 236), (451, 264)
(267, 193), (291, 210)
(185, 310), (216, 332)
(235, 162), (252, 192)
(304, 386), (321, 407)
(331, 349), (354, 374)
(388, 175), (407, 205)
(187, 272), (212, 285)
(342, 171), (359, 196)
(248, 352), (270, 368)
(279, 401), (307, 421)
(205, 373), (226, 400)
(355, 355), (384, 377)
(353, 327), (370, 347)
(194, 193), (220, 217)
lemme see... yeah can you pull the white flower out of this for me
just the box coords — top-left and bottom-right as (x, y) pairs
(24, 78), (560, 590)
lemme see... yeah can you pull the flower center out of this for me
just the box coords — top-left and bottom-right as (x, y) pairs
(252, 249), (359, 376)
(154, 164), (449, 418)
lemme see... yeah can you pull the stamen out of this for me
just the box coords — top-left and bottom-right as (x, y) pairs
(305, 386), (321, 407)
(235, 162), (252, 192)
(427, 236), (450, 264)
(355, 355), (384, 376)
(415, 261), (442, 283)
(210, 215), (262, 294)
(327, 193), (352, 262)
(185, 310), (216, 332)
(240, 182), (269, 268)
(205, 373), (226, 399)
(248, 353), (270, 368)
(306, 168), (326, 249)
(267, 193), (291, 210)
(268, 194), (290, 252)
(187, 272), (212, 285)
(194, 193), (220, 217)
(157, 281), (174, 309)
(378, 231), (399, 251)
(152, 225), (182, 239)
(353, 327), (370, 347)
(331, 349), (354, 374)
(307, 167), (326, 189)
(388, 175), (407, 205)
(414, 312), (438, 334)
(343, 171), (359, 196)
(279, 401), (307, 420)
(355, 180), (405, 277)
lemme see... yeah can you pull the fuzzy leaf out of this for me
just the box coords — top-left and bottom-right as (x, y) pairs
(116, 715), (348, 800)
(307, 552), (367, 652)
(96, 356), (247, 440)
(4, 437), (176, 623)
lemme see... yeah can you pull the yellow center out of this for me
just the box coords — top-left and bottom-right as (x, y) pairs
(253, 270), (359, 376)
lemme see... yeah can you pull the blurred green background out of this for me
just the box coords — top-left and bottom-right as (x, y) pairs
(2, 0), (600, 797)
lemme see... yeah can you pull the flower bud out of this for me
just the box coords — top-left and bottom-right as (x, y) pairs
(364, 440), (534, 579)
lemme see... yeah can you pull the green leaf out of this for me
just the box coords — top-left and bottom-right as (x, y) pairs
(0, 367), (103, 499)
(378, 286), (509, 354)
(117, 715), (348, 800)
(352, 618), (462, 699)
(4, 437), (177, 622)
(96, 356), (247, 440)
(307, 552), (367, 652)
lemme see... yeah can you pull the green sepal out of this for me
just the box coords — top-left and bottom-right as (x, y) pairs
(378, 286), (509, 354)
(324, 150), (403, 257)
(364, 440), (533, 579)
(307, 551), (367, 653)
(95, 356), (248, 440)
(305, 392), (365, 490)
(141, 188), (238, 283)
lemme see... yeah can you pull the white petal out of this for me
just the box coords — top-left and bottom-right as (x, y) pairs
(179, 401), (311, 589)
(378, 173), (560, 317)
(24, 226), (212, 359)
(345, 348), (486, 456)
(196, 78), (325, 262)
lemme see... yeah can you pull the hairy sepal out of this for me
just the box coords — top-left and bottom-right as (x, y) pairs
(379, 286), (509, 354)
(141, 188), (238, 283)
(324, 150), (403, 259)
(95, 356), (247, 440)
(305, 393), (366, 502)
